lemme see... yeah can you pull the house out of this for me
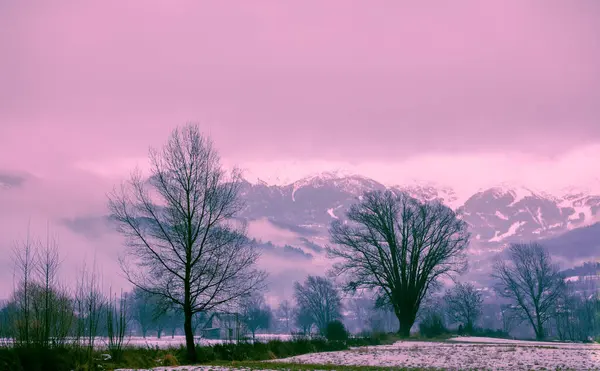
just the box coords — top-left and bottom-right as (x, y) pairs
(200, 311), (246, 340)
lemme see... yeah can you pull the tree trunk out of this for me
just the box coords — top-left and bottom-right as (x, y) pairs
(184, 307), (196, 362)
(398, 321), (412, 337)
(44, 286), (50, 348)
(535, 317), (545, 341)
(465, 321), (474, 335)
(395, 306), (415, 338)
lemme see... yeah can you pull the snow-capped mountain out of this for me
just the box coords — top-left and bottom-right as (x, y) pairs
(558, 190), (600, 228)
(238, 171), (387, 235)
(238, 173), (600, 252)
(459, 185), (600, 245)
(395, 182), (461, 209)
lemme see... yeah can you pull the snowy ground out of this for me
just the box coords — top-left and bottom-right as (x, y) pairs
(116, 337), (600, 371)
(117, 337), (600, 370)
(270, 337), (600, 370)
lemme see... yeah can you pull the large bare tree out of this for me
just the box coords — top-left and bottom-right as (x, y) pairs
(444, 282), (483, 333)
(108, 124), (267, 361)
(492, 242), (564, 340)
(328, 190), (470, 337)
(294, 275), (342, 335)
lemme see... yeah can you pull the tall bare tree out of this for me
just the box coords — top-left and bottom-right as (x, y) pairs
(105, 288), (129, 362)
(11, 228), (37, 346)
(444, 282), (483, 333)
(328, 190), (470, 337)
(294, 275), (342, 335)
(74, 260), (105, 360)
(108, 124), (266, 361)
(492, 243), (564, 340)
(36, 225), (61, 347)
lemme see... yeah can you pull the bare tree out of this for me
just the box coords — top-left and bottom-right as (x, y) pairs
(240, 294), (272, 340)
(146, 294), (182, 339)
(276, 300), (293, 333)
(0, 300), (10, 341)
(162, 307), (181, 338)
(554, 283), (600, 342)
(346, 294), (374, 334)
(74, 261), (106, 361)
(294, 275), (342, 335)
(294, 306), (314, 335)
(129, 287), (155, 338)
(500, 304), (518, 335)
(108, 124), (267, 361)
(444, 282), (483, 333)
(11, 228), (37, 346)
(7, 226), (74, 348)
(492, 243), (564, 340)
(106, 288), (129, 362)
(328, 191), (470, 337)
(36, 226), (61, 347)
(369, 305), (399, 334)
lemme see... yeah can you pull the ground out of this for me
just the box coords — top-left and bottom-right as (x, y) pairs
(115, 337), (600, 371)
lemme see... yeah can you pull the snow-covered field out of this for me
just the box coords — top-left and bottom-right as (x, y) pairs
(272, 337), (600, 370)
(116, 337), (600, 370)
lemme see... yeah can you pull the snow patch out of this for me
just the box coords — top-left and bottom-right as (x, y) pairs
(508, 188), (533, 206)
(495, 211), (509, 220)
(489, 221), (525, 242)
(535, 207), (545, 228)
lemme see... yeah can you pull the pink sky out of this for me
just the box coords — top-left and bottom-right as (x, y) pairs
(1, 1), (600, 297)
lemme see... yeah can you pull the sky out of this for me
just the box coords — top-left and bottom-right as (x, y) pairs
(1, 1), (600, 297)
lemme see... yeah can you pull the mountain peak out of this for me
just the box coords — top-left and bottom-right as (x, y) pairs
(476, 183), (558, 205)
(289, 170), (368, 184)
(287, 171), (385, 201)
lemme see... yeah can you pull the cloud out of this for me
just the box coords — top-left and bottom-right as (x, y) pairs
(60, 215), (114, 240)
(0, 171), (28, 188)
(2, 1), (600, 167)
(239, 143), (600, 200)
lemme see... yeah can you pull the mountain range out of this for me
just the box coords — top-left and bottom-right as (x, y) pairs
(237, 171), (600, 266)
